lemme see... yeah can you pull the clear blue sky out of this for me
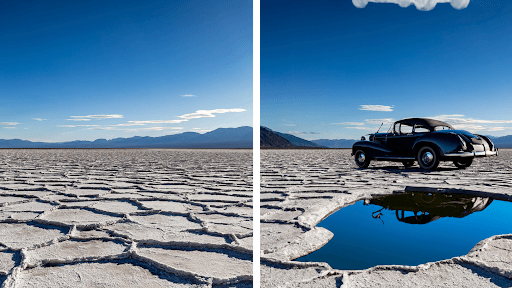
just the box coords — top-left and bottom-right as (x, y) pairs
(262, 0), (512, 140)
(1, 0), (252, 142)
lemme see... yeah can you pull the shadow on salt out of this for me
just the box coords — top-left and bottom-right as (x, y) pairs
(297, 191), (512, 270)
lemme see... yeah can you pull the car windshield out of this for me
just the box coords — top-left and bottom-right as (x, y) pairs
(434, 126), (452, 131)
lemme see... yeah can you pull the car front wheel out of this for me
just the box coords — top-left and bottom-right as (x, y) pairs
(417, 146), (439, 170)
(453, 158), (473, 169)
(354, 150), (370, 168)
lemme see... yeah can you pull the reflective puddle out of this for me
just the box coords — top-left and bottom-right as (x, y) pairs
(297, 191), (512, 270)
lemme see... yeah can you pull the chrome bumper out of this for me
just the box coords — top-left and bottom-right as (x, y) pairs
(444, 149), (498, 158)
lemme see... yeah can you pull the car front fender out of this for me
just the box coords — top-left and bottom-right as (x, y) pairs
(352, 141), (392, 159)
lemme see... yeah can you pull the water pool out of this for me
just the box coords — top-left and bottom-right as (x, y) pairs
(297, 192), (512, 270)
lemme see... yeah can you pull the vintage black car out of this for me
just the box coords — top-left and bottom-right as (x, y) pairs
(352, 118), (498, 170)
(366, 192), (493, 225)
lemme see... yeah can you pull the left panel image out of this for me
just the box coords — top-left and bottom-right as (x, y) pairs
(0, 1), (253, 287)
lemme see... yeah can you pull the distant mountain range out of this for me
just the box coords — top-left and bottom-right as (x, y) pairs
(0, 127), (252, 148)
(311, 139), (357, 148)
(491, 135), (512, 149)
(260, 127), (512, 149)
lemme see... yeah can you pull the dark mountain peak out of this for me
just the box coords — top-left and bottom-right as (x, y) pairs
(260, 126), (294, 148)
(274, 131), (325, 148)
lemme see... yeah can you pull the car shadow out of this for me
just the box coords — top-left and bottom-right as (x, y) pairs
(363, 165), (460, 173)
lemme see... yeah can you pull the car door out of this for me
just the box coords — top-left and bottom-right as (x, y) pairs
(386, 123), (415, 156)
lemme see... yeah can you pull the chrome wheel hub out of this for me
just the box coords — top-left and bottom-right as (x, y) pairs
(358, 152), (366, 163)
(422, 152), (434, 164)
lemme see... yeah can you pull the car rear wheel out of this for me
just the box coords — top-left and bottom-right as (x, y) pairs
(417, 146), (439, 170)
(402, 161), (414, 168)
(354, 150), (370, 168)
(453, 158), (473, 169)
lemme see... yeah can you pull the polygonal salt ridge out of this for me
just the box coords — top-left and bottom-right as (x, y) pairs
(186, 193), (249, 203)
(210, 204), (252, 215)
(59, 199), (146, 215)
(0, 183), (48, 192)
(0, 250), (20, 275)
(105, 219), (233, 248)
(59, 188), (111, 198)
(138, 184), (199, 194)
(133, 245), (253, 285)
(23, 238), (131, 268)
(14, 259), (209, 288)
(191, 213), (252, 239)
(37, 207), (124, 229)
(260, 259), (335, 288)
(0, 222), (69, 250)
(136, 200), (205, 215)
(0, 196), (32, 207)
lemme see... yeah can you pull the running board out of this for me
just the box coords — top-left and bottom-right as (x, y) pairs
(374, 156), (415, 161)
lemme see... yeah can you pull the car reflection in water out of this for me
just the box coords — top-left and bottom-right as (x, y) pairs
(365, 192), (493, 225)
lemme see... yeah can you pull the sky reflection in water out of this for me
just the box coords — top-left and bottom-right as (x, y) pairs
(297, 192), (512, 270)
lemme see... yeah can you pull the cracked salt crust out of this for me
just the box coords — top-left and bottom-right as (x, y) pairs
(260, 149), (512, 287)
(0, 149), (252, 287)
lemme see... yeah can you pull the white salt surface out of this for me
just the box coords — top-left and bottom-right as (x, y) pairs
(0, 149), (252, 287)
(260, 149), (512, 287)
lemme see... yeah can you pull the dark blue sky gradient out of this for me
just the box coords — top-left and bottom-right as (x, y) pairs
(262, 0), (512, 139)
(1, 0), (252, 141)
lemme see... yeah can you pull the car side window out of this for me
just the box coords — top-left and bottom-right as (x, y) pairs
(434, 126), (451, 131)
(414, 125), (429, 133)
(400, 124), (413, 134)
(394, 123), (400, 134)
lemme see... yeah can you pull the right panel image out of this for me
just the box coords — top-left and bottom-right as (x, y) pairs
(260, 1), (512, 287)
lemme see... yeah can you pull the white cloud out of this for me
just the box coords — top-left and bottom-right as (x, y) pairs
(32, 118), (46, 121)
(88, 126), (183, 132)
(0, 122), (21, 125)
(188, 129), (213, 133)
(426, 115), (512, 133)
(108, 123), (146, 127)
(116, 127), (184, 132)
(346, 126), (378, 130)
(333, 122), (366, 125)
(3, 127), (16, 129)
(359, 105), (394, 112)
(67, 119), (91, 121)
(58, 125), (100, 128)
(180, 94), (196, 97)
(352, 0), (469, 11)
(287, 131), (307, 135)
(283, 124), (296, 126)
(127, 120), (187, 124)
(69, 114), (123, 119)
(431, 115), (512, 125)
(365, 118), (395, 124)
(178, 108), (246, 120)
(88, 127), (115, 130)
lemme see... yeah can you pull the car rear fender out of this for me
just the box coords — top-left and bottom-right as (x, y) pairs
(352, 141), (392, 159)
(413, 133), (461, 157)
(475, 134), (494, 151)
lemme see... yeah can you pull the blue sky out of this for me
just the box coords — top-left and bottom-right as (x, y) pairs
(262, 0), (512, 140)
(0, 0), (252, 142)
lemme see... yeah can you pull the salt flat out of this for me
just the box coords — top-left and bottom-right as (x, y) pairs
(261, 149), (512, 287)
(0, 149), (252, 288)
